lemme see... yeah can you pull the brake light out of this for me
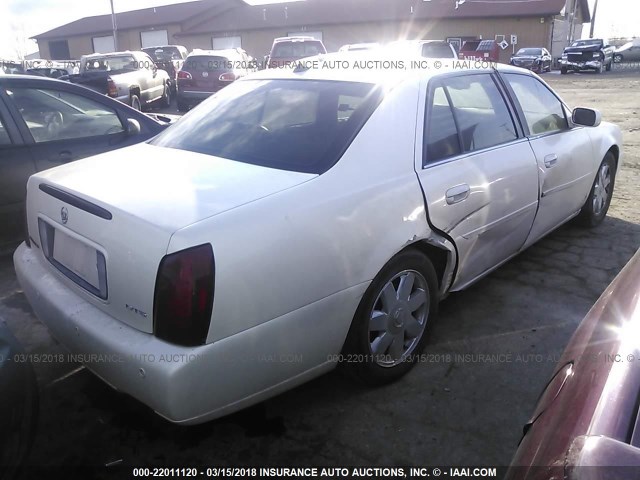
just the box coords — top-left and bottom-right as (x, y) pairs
(107, 77), (118, 97)
(219, 72), (237, 82)
(177, 70), (192, 80)
(153, 244), (214, 346)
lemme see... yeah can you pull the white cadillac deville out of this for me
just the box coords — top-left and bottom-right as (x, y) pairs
(15, 54), (622, 424)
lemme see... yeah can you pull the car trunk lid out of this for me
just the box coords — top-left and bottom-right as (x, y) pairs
(26, 142), (315, 333)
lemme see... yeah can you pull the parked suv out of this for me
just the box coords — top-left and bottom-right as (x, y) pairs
(176, 48), (253, 111)
(265, 36), (327, 69)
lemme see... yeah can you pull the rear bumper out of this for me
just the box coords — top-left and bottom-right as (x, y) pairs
(14, 243), (349, 424)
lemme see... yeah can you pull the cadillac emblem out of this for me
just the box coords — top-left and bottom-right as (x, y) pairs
(61, 206), (69, 224)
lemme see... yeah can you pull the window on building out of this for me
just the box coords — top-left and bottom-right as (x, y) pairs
(92, 35), (115, 54)
(49, 40), (70, 60)
(141, 30), (169, 48)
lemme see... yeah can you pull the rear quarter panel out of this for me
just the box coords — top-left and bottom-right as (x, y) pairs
(167, 79), (434, 348)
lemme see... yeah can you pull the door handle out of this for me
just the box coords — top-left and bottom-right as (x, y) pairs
(544, 154), (558, 168)
(446, 184), (470, 205)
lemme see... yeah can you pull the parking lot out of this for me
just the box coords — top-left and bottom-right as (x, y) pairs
(1, 67), (639, 469)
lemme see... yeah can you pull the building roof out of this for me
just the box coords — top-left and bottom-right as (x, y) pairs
(33, 0), (586, 40)
(32, 0), (241, 40)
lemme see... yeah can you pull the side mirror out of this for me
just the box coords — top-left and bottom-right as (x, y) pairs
(572, 107), (601, 127)
(126, 118), (141, 136)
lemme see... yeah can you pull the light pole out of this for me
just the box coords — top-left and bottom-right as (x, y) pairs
(589, 0), (599, 38)
(110, 0), (118, 51)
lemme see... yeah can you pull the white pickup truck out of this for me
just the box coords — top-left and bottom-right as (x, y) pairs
(66, 51), (171, 110)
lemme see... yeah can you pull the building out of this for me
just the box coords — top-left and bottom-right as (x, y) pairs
(32, 0), (591, 64)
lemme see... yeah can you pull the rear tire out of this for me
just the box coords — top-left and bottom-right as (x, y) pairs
(177, 98), (188, 112)
(606, 60), (612, 72)
(560, 67), (568, 75)
(130, 94), (141, 111)
(161, 84), (171, 108)
(341, 249), (439, 386)
(576, 152), (616, 228)
(614, 54), (623, 63)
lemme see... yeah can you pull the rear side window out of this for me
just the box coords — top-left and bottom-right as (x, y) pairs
(151, 79), (383, 174)
(443, 74), (517, 152)
(424, 86), (461, 163)
(503, 73), (568, 135)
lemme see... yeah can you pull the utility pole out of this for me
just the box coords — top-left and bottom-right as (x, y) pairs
(589, 0), (599, 38)
(110, 0), (118, 51)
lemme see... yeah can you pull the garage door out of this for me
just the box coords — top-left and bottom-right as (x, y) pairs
(92, 35), (115, 53)
(141, 30), (169, 48)
(212, 36), (242, 49)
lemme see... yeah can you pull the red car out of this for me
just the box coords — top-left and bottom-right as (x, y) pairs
(507, 248), (640, 479)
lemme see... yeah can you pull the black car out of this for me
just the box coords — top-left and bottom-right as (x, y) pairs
(0, 75), (176, 251)
(510, 47), (552, 73)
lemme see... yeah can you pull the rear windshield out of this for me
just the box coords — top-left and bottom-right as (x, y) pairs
(182, 56), (232, 72)
(150, 79), (383, 174)
(272, 42), (324, 59)
(142, 47), (183, 61)
(421, 43), (454, 58)
(83, 55), (136, 72)
(517, 48), (542, 56)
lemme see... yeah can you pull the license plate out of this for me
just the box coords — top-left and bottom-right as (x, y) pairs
(38, 218), (108, 299)
(53, 229), (100, 289)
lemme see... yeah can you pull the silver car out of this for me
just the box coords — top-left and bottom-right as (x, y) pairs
(15, 55), (622, 424)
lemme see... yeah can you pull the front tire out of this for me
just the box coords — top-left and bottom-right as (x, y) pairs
(341, 249), (439, 385)
(576, 152), (616, 228)
(614, 54), (623, 63)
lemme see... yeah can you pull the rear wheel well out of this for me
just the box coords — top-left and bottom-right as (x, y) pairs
(400, 242), (450, 289)
(608, 145), (620, 170)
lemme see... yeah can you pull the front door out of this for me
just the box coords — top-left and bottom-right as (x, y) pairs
(501, 73), (594, 247)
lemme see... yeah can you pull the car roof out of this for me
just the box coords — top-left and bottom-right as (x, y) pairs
(243, 51), (529, 87)
(273, 36), (320, 43)
(187, 49), (243, 57)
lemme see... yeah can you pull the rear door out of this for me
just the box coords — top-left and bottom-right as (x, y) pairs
(500, 73), (594, 247)
(416, 72), (539, 290)
(3, 82), (134, 171)
(0, 92), (36, 247)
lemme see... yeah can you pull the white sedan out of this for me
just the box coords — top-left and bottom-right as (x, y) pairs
(14, 55), (622, 424)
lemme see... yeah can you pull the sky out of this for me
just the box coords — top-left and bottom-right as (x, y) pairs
(1, 0), (638, 59)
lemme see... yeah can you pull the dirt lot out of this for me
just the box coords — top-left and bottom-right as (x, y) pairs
(1, 68), (639, 471)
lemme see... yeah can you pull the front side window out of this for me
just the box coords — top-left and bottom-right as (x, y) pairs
(7, 88), (124, 143)
(504, 74), (568, 135)
(442, 74), (518, 152)
(0, 113), (11, 145)
(151, 79), (382, 174)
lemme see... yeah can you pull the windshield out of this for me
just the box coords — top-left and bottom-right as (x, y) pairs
(151, 79), (383, 174)
(422, 43), (455, 58)
(517, 48), (542, 56)
(571, 40), (601, 47)
(83, 55), (136, 72)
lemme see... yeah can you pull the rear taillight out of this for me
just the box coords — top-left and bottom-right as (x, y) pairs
(177, 70), (192, 80)
(153, 244), (214, 346)
(107, 77), (117, 97)
(218, 72), (237, 82)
